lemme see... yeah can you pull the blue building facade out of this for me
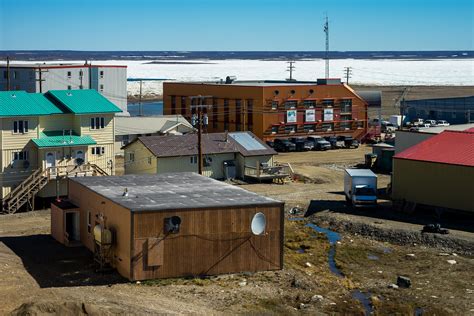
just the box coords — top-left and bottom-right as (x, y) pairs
(402, 96), (474, 125)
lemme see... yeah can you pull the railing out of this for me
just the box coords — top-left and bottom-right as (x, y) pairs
(47, 163), (109, 179)
(244, 163), (292, 179)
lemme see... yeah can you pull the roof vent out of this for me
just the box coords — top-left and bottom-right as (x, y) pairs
(66, 92), (72, 96)
(225, 76), (236, 84)
(122, 188), (129, 197)
(11, 94), (16, 98)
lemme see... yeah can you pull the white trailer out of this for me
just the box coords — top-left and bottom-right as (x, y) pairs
(344, 169), (378, 207)
(389, 115), (405, 128)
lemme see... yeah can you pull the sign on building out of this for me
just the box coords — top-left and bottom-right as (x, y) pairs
(305, 109), (315, 122)
(323, 108), (334, 121)
(287, 110), (297, 123)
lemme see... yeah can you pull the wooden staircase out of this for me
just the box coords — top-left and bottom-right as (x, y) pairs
(2, 163), (108, 214)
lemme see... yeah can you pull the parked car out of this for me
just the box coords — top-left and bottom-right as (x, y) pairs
(307, 136), (331, 151)
(412, 118), (425, 126)
(273, 138), (296, 152)
(337, 136), (360, 149)
(436, 120), (450, 127)
(289, 137), (314, 151)
(425, 119), (437, 127)
(324, 136), (340, 149)
(382, 123), (396, 132)
(265, 140), (274, 148)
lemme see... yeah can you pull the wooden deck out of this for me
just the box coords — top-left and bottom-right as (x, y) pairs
(244, 163), (292, 184)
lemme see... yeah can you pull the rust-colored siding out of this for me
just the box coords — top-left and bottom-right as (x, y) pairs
(131, 205), (283, 281)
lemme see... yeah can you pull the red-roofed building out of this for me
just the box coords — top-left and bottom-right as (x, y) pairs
(392, 130), (474, 213)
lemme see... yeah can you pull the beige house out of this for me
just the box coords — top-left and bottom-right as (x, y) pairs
(114, 115), (194, 155)
(0, 89), (121, 213)
(123, 132), (285, 181)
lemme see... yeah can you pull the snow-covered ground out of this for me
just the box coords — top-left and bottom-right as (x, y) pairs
(15, 59), (474, 96)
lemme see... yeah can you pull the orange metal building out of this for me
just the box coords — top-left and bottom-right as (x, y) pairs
(163, 79), (368, 141)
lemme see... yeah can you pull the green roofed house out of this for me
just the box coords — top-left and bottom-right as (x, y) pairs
(0, 89), (121, 214)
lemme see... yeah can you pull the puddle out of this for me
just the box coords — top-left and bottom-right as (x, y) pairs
(368, 254), (379, 260)
(306, 223), (343, 277)
(352, 291), (374, 316)
(306, 223), (373, 315)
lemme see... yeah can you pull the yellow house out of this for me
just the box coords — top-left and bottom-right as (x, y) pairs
(123, 132), (288, 182)
(0, 89), (121, 213)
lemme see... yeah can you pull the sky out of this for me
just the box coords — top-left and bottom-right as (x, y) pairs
(0, 0), (472, 51)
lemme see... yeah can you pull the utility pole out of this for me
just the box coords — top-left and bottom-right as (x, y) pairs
(6, 56), (11, 91)
(36, 67), (48, 93)
(287, 61), (296, 81)
(190, 95), (212, 175)
(324, 14), (330, 79)
(344, 67), (352, 84)
(139, 79), (143, 116)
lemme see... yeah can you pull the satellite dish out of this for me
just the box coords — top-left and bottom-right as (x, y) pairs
(251, 212), (266, 235)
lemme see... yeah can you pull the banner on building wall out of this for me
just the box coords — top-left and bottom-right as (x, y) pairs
(323, 108), (334, 121)
(287, 110), (297, 123)
(305, 109), (315, 122)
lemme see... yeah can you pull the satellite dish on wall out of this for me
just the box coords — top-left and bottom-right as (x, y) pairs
(251, 212), (266, 235)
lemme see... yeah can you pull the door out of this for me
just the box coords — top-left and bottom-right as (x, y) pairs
(65, 212), (80, 242)
(75, 150), (85, 165)
(45, 152), (56, 175)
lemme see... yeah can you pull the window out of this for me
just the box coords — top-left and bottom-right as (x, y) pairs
(340, 121), (352, 130)
(304, 124), (315, 132)
(203, 156), (212, 167)
(322, 99), (334, 107)
(13, 120), (29, 134)
(92, 147), (105, 155)
(212, 98), (218, 129)
(90, 117), (105, 129)
(67, 71), (72, 78)
(181, 97), (186, 116)
(171, 96), (177, 115)
(284, 100), (297, 109)
(321, 123), (334, 131)
(87, 211), (92, 234)
(79, 70), (83, 77)
(340, 99), (352, 113)
(271, 101), (278, 110)
(357, 121), (364, 129)
(99, 84), (104, 92)
(271, 125), (279, 134)
(235, 99), (242, 131)
(122, 135), (130, 146)
(128, 152), (135, 162)
(340, 114), (352, 122)
(13, 71), (18, 79)
(190, 156), (197, 164)
(100, 70), (104, 78)
(13, 151), (29, 161)
(223, 99), (229, 131)
(285, 125), (296, 133)
(304, 100), (316, 108)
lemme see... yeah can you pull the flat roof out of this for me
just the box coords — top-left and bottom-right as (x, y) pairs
(345, 169), (377, 177)
(70, 173), (282, 212)
(417, 123), (474, 134)
(167, 79), (342, 87)
(0, 63), (127, 69)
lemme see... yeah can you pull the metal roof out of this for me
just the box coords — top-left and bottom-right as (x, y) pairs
(70, 172), (282, 212)
(394, 130), (474, 167)
(0, 91), (62, 117)
(47, 89), (122, 114)
(115, 116), (193, 136)
(31, 131), (97, 148)
(345, 169), (377, 177)
(229, 132), (266, 151)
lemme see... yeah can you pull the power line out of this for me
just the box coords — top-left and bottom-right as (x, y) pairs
(287, 61), (296, 81)
(343, 67), (352, 84)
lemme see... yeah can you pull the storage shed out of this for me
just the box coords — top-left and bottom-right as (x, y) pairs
(392, 130), (474, 213)
(60, 173), (284, 281)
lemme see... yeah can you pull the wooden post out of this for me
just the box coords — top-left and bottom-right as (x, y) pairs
(197, 106), (203, 175)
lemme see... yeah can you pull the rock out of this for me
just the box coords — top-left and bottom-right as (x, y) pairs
(329, 302), (337, 306)
(238, 281), (247, 286)
(388, 283), (399, 289)
(452, 253), (458, 257)
(378, 271), (383, 274)
(299, 303), (307, 309)
(406, 254), (416, 258)
(305, 262), (312, 268)
(397, 276), (411, 288)
(439, 253), (450, 256)
(136, 281), (141, 285)
(447, 260), (457, 265)
(311, 294), (324, 302)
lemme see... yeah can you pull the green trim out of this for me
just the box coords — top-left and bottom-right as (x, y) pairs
(32, 130), (97, 148)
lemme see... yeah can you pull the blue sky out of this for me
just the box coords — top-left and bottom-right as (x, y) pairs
(0, 0), (472, 51)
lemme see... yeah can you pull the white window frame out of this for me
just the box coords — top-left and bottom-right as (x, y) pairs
(90, 117), (105, 130)
(99, 70), (104, 78)
(13, 120), (29, 134)
(190, 156), (197, 164)
(91, 146), (105, 156)
(128, 152), (135, 162)
(99, 84), (104, 92)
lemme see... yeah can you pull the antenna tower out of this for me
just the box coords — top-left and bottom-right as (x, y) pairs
(324, 15), (329, 79)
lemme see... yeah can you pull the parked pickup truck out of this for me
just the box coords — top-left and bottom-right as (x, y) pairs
(344, 169), (378, 207)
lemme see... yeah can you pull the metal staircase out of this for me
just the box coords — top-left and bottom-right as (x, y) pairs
(2, 163), (108, 214)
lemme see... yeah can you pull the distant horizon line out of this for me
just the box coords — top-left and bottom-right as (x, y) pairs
(1, 49), (473, 53)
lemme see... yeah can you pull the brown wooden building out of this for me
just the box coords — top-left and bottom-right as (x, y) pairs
(51, 173), (284, 281)
(163, 79), (369, 141)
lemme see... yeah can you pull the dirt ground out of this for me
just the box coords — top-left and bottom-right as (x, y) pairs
(1, 145), (473, 315)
